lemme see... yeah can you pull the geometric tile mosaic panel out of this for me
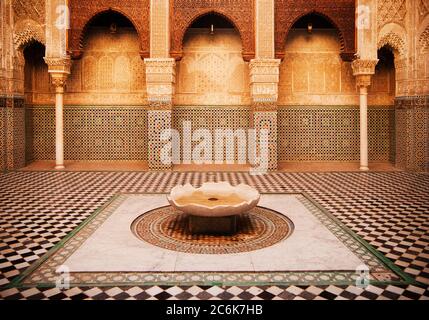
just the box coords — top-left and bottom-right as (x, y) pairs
(26, 106), (148, 161)
(148, 110), (172, 170)
(253, 111), (278, 170)
(12, 107), (26, 169)
(278, 106), (395, 162)
(173, 106), (251, 163)
(0, 107), (5, 171)
(24, 105), (397, 165)
(395, 96), (429, 172)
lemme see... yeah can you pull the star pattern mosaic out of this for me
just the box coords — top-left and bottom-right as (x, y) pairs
(0, 171), (428, 300)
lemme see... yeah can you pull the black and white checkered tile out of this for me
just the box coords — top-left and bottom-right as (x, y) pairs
(0, 171), (428, 300)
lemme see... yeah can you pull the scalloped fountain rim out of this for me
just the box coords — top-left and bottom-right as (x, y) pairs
(167, 181), (261, 217)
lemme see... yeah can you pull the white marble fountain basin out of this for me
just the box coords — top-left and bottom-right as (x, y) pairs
(167, 182), (260, 217)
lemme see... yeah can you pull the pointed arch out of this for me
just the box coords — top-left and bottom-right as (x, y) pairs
(13, 19), (45, 50)
(275, 0), (355, 61)
(173, 10), (246, 61)
(68, 0), (150, 59)
(377, 23), (407, 58)
(170, 0), (255, 62)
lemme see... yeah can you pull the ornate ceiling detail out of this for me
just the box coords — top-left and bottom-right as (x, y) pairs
(68, 0), (150, 59)
(170, 0), (255, 62)
(13, 19), (45, 50)
(377, 32), (407, 57)
(377, 0), (406, 30)
(275, 0), (356, 61)
(12, 0), (44, 24)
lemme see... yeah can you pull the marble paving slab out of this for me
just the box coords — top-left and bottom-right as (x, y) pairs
(63, 194), (362, 272)
(16, 193), (404, 286)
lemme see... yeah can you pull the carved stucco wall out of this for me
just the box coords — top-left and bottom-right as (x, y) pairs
(275, 0), (356, 61)
(279, 29), (395, 106)
(376, 0), (429, 96)
(25, 26), (149, 162)
(375, 0), (429, 172)
(416, 4), (429, 95)
(7, 0), (426, 169)
(176, 28), (395, 107)
(27, 27), (147, 105)
(68, 0), (150, 59)
(12, 0), (44, 23)
(170, 0), (255, 61)
(11, 0), (45, 54)
(377, 0), (407, 31)
(175, 29), (250, 105)
(0, 0), (46, 170)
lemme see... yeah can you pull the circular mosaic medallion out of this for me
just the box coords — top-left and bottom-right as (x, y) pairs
(131, 206), (294, 254)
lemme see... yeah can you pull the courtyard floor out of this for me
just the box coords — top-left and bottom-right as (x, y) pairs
(0, 170), (428, 300)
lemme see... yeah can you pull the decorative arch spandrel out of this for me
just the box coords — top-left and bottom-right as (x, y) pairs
(275, 0), (356, 61)
(68, 0), (150, 59)
(170, 0), (255, 62)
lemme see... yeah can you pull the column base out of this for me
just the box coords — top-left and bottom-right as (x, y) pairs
(55, 164), (65, 170)
(359, 166), (369, 171)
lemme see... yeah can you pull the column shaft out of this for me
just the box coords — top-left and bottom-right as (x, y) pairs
(359, 86), (369, 171)
(44, 57), (71, 170)
(351, 59), (378, 171)
(55, 87), (65, 169)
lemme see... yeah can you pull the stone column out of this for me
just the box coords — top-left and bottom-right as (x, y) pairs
(144, 58), (176, 170)
(44, 57), (71, 170)
(249, 58), (281, 171)
(352, 59), (378, 171)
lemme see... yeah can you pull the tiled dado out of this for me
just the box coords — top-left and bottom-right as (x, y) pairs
(24, 105), (397, 165)
(395, 96), (429, 172)
(0, 98), (5, 171)
(172, 106), (251, 163)
(26, 106), (148, 161)
(0, 96), (25, 171)
(278, 106), (395, 162)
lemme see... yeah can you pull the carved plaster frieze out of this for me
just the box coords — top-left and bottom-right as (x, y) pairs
(351, 59), (378, 88)
(170, 0), (255, 61)
(44, 57), (72, 71)
(418, 26), (429, 52)
(351, 59), (378, 76)
(144, 58), (176, 106)
(249, 59), (281, 104)
(377, 0), (407, 30)
(50, 74), (68, 90)
(377, 32), (407, 57)
(274, 0), (355, 61)
(13, 19), (45, 50)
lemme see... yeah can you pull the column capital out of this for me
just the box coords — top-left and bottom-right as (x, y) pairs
(354, 74), (373, 88)
(44, 56), (71, 90)
(351, 59), (378, 87)
(44, 56), (72, 74)
(249, 58), (281, 105)
(144, 58), (176, 109)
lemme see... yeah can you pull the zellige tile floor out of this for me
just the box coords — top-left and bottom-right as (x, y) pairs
(0, 171), (428, 300)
